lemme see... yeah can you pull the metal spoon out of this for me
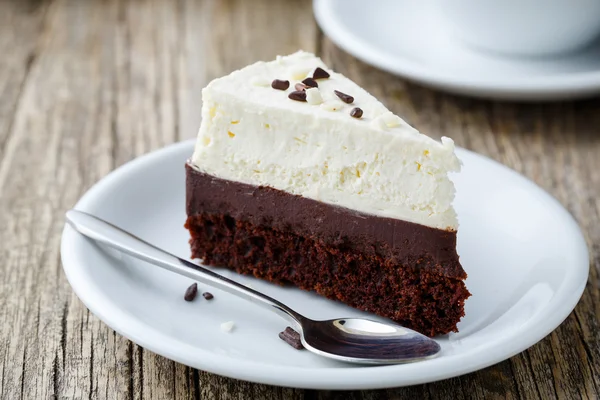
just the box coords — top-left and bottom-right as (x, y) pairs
(65, 210), (441, 365)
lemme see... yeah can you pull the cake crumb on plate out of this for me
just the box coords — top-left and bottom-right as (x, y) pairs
(220, 321), (235, 333)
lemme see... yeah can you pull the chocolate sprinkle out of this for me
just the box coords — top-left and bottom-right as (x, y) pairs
(278, 327), (304, 350)
(288, 90), (307, 102)
(294, 83), (307, 91)
(334, 90), (354, 104)
(350, 107), (363, 118)
(271, 79), (290, 90)
(184, 283), (198, 301)
(202, 292), (214, 300)
(312, 67), (330, 79)
(302, 77), (318, 88)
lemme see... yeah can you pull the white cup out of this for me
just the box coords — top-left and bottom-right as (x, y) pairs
(435, 0), (600, 57)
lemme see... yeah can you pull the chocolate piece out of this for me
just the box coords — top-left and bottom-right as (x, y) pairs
(288, 91), (307, 102)
(294, 83), (307, 91)
(312, 67), (330, 79)
(184, 165), (470, 336)
(184, 283), (198, 301)
(302, 78), (318, 88)
(334, 90), (354, 104)
(271, 79), (289, 90)
(202, 292), (214, 300)
(350, 107), (363, 118)
(279, 327), (304, 350)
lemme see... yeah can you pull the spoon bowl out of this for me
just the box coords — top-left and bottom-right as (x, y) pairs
(301, 318), (441, 364)
(65, 210), (442, 365)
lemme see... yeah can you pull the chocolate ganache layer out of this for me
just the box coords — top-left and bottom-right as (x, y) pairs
(185, 163), (465, 280)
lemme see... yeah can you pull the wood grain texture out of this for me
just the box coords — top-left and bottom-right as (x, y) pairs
(0, 0), (597, 399)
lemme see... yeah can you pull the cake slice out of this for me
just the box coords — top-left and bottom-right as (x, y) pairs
(185, 51), (470, 336)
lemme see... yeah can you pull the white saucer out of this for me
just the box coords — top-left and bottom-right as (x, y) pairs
(313, 0), (600, 100)
(61, 140), (588, 389)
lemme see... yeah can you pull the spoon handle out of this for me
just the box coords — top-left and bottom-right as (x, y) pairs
(65, 210), (305, 327)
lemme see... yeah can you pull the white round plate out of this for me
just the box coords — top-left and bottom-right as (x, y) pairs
(313, 0), (600, 100)
(61, 140), (588, 390)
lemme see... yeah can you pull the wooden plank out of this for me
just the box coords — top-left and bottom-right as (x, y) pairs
(0, 0), (49, 160)
(0, 0), (134, 398)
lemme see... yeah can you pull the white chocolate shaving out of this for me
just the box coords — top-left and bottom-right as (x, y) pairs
(220, 321), (235, 333)
(305, 88), (323, 105)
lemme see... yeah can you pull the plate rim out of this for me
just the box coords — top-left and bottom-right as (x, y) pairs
(313, 0), (600, 100)
(60, 139), (589, 389)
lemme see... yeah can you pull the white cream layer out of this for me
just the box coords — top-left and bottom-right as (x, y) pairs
(191, 51), (461, 230)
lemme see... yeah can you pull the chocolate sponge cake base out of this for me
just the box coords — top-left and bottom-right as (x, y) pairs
(185, 164), (470, 337)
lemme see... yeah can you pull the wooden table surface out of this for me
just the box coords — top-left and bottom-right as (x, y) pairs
(1, 0), (599, 399)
